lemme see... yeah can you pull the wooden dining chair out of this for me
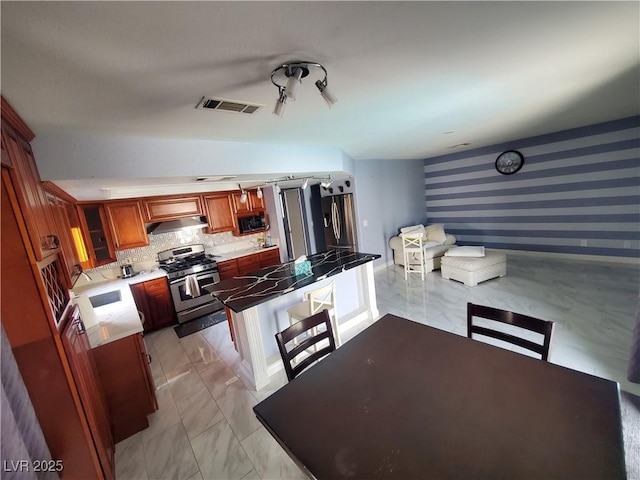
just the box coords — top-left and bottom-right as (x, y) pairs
(276, 309), (337, 381)
(467, 302), (554, 361)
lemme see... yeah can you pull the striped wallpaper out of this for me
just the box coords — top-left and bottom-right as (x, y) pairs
(424, 116), (639, 259)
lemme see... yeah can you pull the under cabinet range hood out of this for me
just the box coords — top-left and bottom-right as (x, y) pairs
(146, 217), (208, 235)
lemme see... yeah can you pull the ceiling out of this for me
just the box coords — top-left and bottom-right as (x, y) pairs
(1, 2), (638, 196)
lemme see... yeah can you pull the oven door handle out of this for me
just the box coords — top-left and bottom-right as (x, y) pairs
(169, 272), (219, 286)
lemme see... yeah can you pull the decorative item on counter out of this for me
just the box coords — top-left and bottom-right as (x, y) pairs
(293, 255), (312, 276)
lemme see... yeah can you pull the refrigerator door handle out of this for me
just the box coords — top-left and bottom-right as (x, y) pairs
(332, 200), (341, 241)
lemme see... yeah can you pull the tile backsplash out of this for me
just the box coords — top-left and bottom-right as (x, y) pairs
(89, 230), (268, 272)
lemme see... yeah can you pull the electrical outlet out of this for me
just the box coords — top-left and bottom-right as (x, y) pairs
(624, 240), (631, 248)
(362, 219), (369, 227)
(580, 239), (588, 247)
(124, 257), (133, 265)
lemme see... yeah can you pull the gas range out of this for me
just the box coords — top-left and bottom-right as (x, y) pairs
(157, 244), (219, 280)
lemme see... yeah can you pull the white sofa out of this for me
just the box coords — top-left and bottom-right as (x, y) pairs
(388, 224), (456, 273)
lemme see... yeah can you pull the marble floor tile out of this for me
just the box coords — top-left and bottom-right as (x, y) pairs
(190, 420), (254, 480)
(175, 383), (225, 439)
(199, 359), (240, 400)
(144, 423), (199, 480)
(147, 327), (181, 353)
(215, 379), (262, 441)
(157, 342), (192, 378)
(141, 385), (182, 444)
(240, 426), (306, 480)
(168, 366), (207, 402)
(115, 431), (147, 480)
(240, 470), (261, 480)
(180, 332), (222, 371)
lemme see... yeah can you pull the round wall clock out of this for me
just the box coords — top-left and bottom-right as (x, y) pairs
(495, 150), (524, 175)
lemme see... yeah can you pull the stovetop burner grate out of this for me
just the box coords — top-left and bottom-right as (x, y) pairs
(157, 244), (219, 279)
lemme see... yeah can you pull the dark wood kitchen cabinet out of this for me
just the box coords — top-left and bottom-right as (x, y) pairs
(61, 306), (115, 479)
(237, 253), (261, 274)
(203, 192), (236, 233)
(78, 203), (117, 268)
(259, 248), (281, 267)
(2, 162), (114, 479)
(130, 277), (177, 333)
(143, 195), (203, 222)
(217, 258), (240, 280)
(106, 200), (149, 250)
(1, 97), (58, 261)
(217, 248), (281, 280)
(93, 333), (158, 443)
(43, 184), (83, 283)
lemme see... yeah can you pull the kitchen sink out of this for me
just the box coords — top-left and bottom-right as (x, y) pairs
(89, 290), (122, 308)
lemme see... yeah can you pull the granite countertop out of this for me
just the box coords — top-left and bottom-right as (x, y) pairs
(205, 250), (380, 313)
(71, 270), (168, 348)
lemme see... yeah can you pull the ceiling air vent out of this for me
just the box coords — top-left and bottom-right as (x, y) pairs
(196, 97), (263, 115)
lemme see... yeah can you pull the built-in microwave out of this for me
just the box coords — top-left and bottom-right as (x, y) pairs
(238, 212), (266, 234)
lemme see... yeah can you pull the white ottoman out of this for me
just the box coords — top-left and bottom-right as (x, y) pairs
(441, 253), (507, 286)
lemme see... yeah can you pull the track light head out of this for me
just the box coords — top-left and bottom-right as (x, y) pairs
(315, 80), (338, 107)
(273, 89), (287, 117)
(271, 61), (337, 118)
(239, 186), (248, 204)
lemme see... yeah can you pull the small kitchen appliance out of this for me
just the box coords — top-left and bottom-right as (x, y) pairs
(120, 264), (134, 278)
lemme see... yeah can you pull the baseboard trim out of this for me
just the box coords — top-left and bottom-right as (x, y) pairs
(487, 248), (640, 265)
(374, 260), (395, 272)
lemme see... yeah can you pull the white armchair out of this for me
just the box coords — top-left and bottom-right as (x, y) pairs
(389, 224), (456, 272)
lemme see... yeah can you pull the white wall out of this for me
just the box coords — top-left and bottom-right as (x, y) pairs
(32, 132), (351, 181)
(353, 159), (426, 266)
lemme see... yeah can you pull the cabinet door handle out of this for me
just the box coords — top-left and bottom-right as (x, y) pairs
(75, 318), (86, 335)
(145, 353), (152, 364)
(45, 235), (60, 249)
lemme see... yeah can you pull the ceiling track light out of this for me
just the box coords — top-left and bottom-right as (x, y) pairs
(256, 186), (263, 199)
(271, 61), (337, 117)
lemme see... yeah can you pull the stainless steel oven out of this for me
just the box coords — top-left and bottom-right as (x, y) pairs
(158, 244), (224, 324)
(169, 271), (223, 323)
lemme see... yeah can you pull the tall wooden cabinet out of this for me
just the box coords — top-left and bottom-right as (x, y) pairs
(1, 98), (58, 261)
(44, 184), (83, 283)
(1, 97), (115, 479)
(61, 306), (114, 479)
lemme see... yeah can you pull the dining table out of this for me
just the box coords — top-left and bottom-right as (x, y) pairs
(253, 314), (626, 479)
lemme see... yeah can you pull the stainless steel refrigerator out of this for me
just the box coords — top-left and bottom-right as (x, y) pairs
(321, 194), (357, 252)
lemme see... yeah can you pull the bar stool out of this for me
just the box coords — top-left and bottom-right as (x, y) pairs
(401, 231), (426, 281)
(287, 281), (340, 347)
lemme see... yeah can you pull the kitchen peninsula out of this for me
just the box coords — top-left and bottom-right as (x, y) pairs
(205, 250), (381, 390)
